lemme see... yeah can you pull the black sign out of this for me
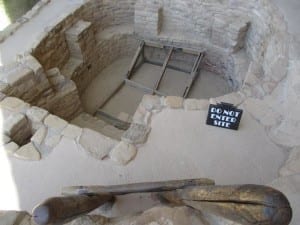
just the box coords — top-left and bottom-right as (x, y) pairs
(206, 102), (243, 130)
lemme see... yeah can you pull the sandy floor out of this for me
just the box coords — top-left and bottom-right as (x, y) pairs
(81, 58), (132, 114)
(83, 58), (233, 117)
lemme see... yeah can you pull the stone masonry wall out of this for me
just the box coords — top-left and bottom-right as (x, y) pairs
(31, 5), (85, 71)
(31, 2), (138, 95)
(134, 0), (288, 97)
(0, 55), (83, 121)
(82, 0), (136, 32)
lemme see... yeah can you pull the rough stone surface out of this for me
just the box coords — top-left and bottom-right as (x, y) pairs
(115, 206), (205, 225)
(4, 142), (19, 154)
(44, 134), (61, 149)
(31, 126), (47, 146)
(0, 63), (34, 86)
(122, 123), (151, 144)
(3, 113), (32, 145)
(280, 147), (300, 177)
(141, 95), (163, 112)
(78, 128), (118, 160)
(110, 141), (137, 165)
(67, 206), (205, 225)
(62, 124), (82, 140)
(0, 97), (30, 114)
(65, 215), (108, 225)
(164, 96), (184, 109)
(184, 99), (209, 111)
(132, 105), (151, 125)
(4, 113), (27, 136)
(44, 114), (68, 133)
(14, 142), (41, 161)
(26, 106), (49, 123)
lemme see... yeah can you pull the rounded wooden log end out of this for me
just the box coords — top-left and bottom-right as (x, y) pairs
(32, 205), (50, 225)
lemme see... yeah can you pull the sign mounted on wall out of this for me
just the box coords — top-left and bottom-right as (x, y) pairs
(206, 102), (243, 130)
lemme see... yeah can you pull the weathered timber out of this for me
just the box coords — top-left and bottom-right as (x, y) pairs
(144, 59), (191, 73)
(124, 78), (166, 96)
(127, 41), (145, 79)
(154, 47), (174, 91)
(158, 184), (293, 225)
(144, 40), (203, 55)
(183, 52), (204, 98)
(95, 110), (131, 130)
(32, 193), (113, 225)
(62, 178), (215, 196)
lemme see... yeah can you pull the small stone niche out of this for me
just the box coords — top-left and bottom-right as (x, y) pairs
(4, 113), (33, 146)
(135, 2), (163, 36)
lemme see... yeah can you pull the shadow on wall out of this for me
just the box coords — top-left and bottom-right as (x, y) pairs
(2, 0), (39, 23)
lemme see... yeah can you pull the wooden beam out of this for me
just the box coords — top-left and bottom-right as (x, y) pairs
(144, 59), (191, 74)
(95, 110), (131, 130)
(144, 40), (164, 49)
(124, 79), (166, 96)
(144, 40), (204, 56)
(183, 52), (204, 98)
(32, 193), (113, 225)
(62, 179), (215, 196)
(126, 41), (145, 79)
(154, 47), (174, 91)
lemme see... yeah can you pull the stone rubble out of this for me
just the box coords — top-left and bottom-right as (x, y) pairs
(132, 105), (152, 125)
(140, 95), (163, 112)
(78, 128), (118, 160)
(3, 142), (19, 155)
(13, 142), (41, 161)
(30, 126), (47, 146)
(122, 123), (151, 145)
(109, 141), (137, 165)
(62, 124), (83, 140)
(25, 106), (49, 124)
(44, 114), (68, 134)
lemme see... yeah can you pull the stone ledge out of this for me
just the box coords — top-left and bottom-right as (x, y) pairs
(44, 114), (68, 133)
(110, 141), (137, 165)
(78, 128), (118, 160)
(13, 142), (41, 161)
(122, 123), (151, 145)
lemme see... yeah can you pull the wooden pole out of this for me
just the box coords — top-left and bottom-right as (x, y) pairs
(32, 193), (113, 225)
(183, 52), (204, 98)
(62, 178), (215, 196)
(158, 185), (293, 225)
(127, 41), (145, 79)
(154, 47), (174, 92)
